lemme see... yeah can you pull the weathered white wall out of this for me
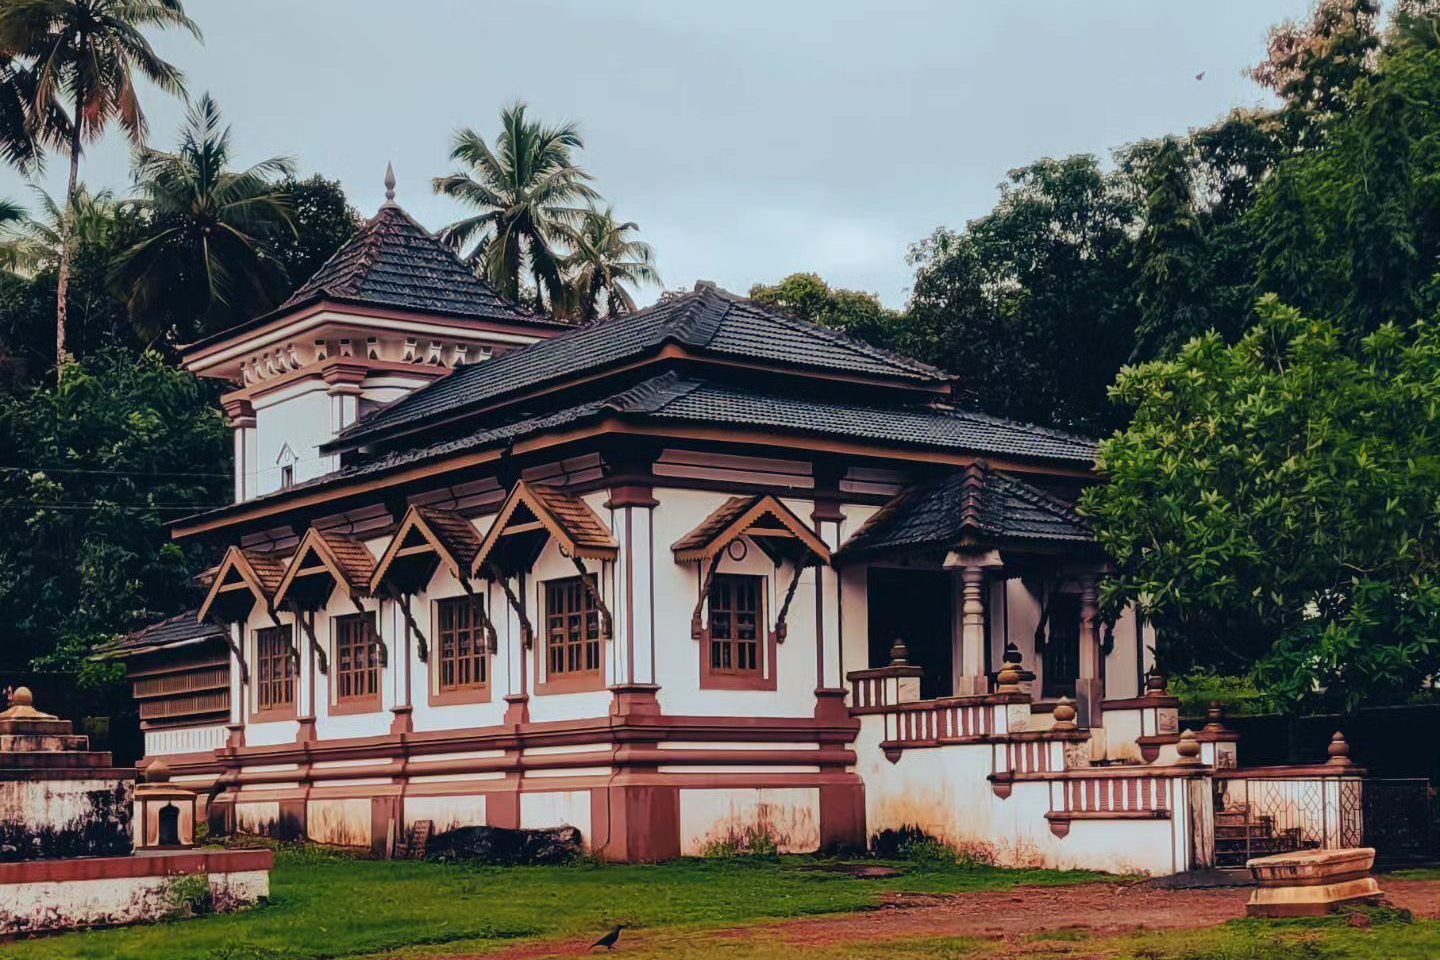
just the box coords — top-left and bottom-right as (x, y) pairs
(519, 790), (592, 843)
(854, 716), (1191, 875)
(307, 798), (371, 847)
(253, 382), (335, 495)
(0, 868), (268, 935)
(404, 795), (487, 833)
(678, 787), (821, 855)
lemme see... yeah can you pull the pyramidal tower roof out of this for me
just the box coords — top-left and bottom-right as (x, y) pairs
(279, 180), (560, 326)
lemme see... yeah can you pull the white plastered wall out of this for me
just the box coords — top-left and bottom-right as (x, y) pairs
(854, 716), (1190, 875)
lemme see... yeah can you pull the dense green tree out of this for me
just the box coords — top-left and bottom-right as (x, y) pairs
(559, 207), (659, 321)
(1243, 18), (1440, 335)
(1082, 297), (1440, 712)
(1131, 138), (1212, 359)
(0, 0), (200, 368)
(271, 174), (360, 292)
(748, 273), (907, 354)
(433, 102), (599, 313)
(111, 94), (296, 343)
(1251, 0), (1380, 147)
(0, 347), (227, 673)
(906, 155), (1141, 433)
(0, 196), (143, 386)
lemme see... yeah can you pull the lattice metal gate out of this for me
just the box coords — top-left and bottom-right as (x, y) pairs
(1363, 778), (1436, 867)
(1213, 776), (1363, 868)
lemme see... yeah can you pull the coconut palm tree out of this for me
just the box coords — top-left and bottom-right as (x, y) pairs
(111, 93), (295, 343)
(559, 208), (660, 321)
(433, 102), (598, 313)
(0, 196), (30, 272)
(3, 184), (118, 275)
(0, 52), (67, 174)
(0, 0), (200, 366)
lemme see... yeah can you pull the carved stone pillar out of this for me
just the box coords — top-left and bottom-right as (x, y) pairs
(1076, 575), (1103, 727)
(955, 565), (988, 696)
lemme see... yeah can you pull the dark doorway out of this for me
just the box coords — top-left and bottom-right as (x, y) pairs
(158, 803), (181, 846)
(1042, 593), (1081, 699)
(867, 568), (952, 699)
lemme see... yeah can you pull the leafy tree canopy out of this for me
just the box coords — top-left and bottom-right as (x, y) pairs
(0, 347), (228, 677)
(748, 273), (909, 355)
(905, 155), (1142, 433)
(1082, 296), (1440, 712)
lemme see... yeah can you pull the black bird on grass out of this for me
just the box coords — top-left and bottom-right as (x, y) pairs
(591, 924), (625, 951)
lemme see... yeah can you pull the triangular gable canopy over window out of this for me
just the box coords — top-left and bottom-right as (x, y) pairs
(273, 528), (381, 672)
(471, 481), (617, 579)
(198, 546), (287, 626)
(371, 505), (483, 596)
(671, 495), (831, 643)
(470, 481), (618, 646)
(273, 528), (377, 611)
(371, 505), (492, 661)
(194, 546), (289, 684)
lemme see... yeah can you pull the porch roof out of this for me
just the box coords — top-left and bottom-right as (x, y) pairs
(93, 610), (228, 659)
(836, 463), (1094, 561)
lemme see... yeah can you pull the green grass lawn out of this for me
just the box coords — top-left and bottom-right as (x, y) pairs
(1, 847), (1098, 960)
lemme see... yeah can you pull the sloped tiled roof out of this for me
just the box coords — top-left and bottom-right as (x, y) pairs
(671, 495), (831, 563)
(312, 529), (378, 589)
(94, 610), (228, 658)
(524, 484), (617, 554)
(280, 203), (556, 325)
(175, 372), (1098, 532)
(243, 550), (288, 595)
(331, 283), (951, 449)
(836, 464), (1094, 560)
(413, 506), (484, 570)
(672, 497), (757, 554)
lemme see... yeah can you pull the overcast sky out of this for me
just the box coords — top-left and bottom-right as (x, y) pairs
(0, 0), (1309, 307)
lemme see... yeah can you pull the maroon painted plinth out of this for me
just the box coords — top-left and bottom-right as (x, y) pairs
(590, 783), (680, 863)
(389, 706), (414, 736)
(813, 688), (850, 722)
(610, 684), (662, 717)
(503, 694), (530, 725)
(295, 716), (317, 743)
(0, 848), (272, 885)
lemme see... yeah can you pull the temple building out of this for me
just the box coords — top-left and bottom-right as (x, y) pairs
(101, 180), (1362, 873)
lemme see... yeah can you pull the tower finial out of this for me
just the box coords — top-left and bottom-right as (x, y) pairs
(383, 162), (396, 204)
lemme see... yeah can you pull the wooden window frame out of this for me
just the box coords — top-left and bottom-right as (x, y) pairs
(700, 573), (776, 691)
(536, 574), (606, 694)
(330, 612), (382, 714)
(252, 625), (297, 722)
(429, 594), (491, 706)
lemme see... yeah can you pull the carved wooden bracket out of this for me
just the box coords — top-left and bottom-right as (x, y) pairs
(572, 556), (613, 639)
(489, 564), (534, 648)
(769, 561), (807, 644)
(394, 592), (428, 663)
(690, 553), (724, 641)
(263, 604), (300, 671)
(214, 619), (249, 685)
(459, 577), (500, 654)
(290, 605), (328, 674)
(350, 596), (388, 668)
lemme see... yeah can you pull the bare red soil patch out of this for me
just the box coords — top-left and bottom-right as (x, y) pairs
(447, 878), (1440, 959)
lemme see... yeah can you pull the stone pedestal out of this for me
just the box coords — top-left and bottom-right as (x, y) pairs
(1246, 848), (1382, 918)
(0, 688), (134, 860)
